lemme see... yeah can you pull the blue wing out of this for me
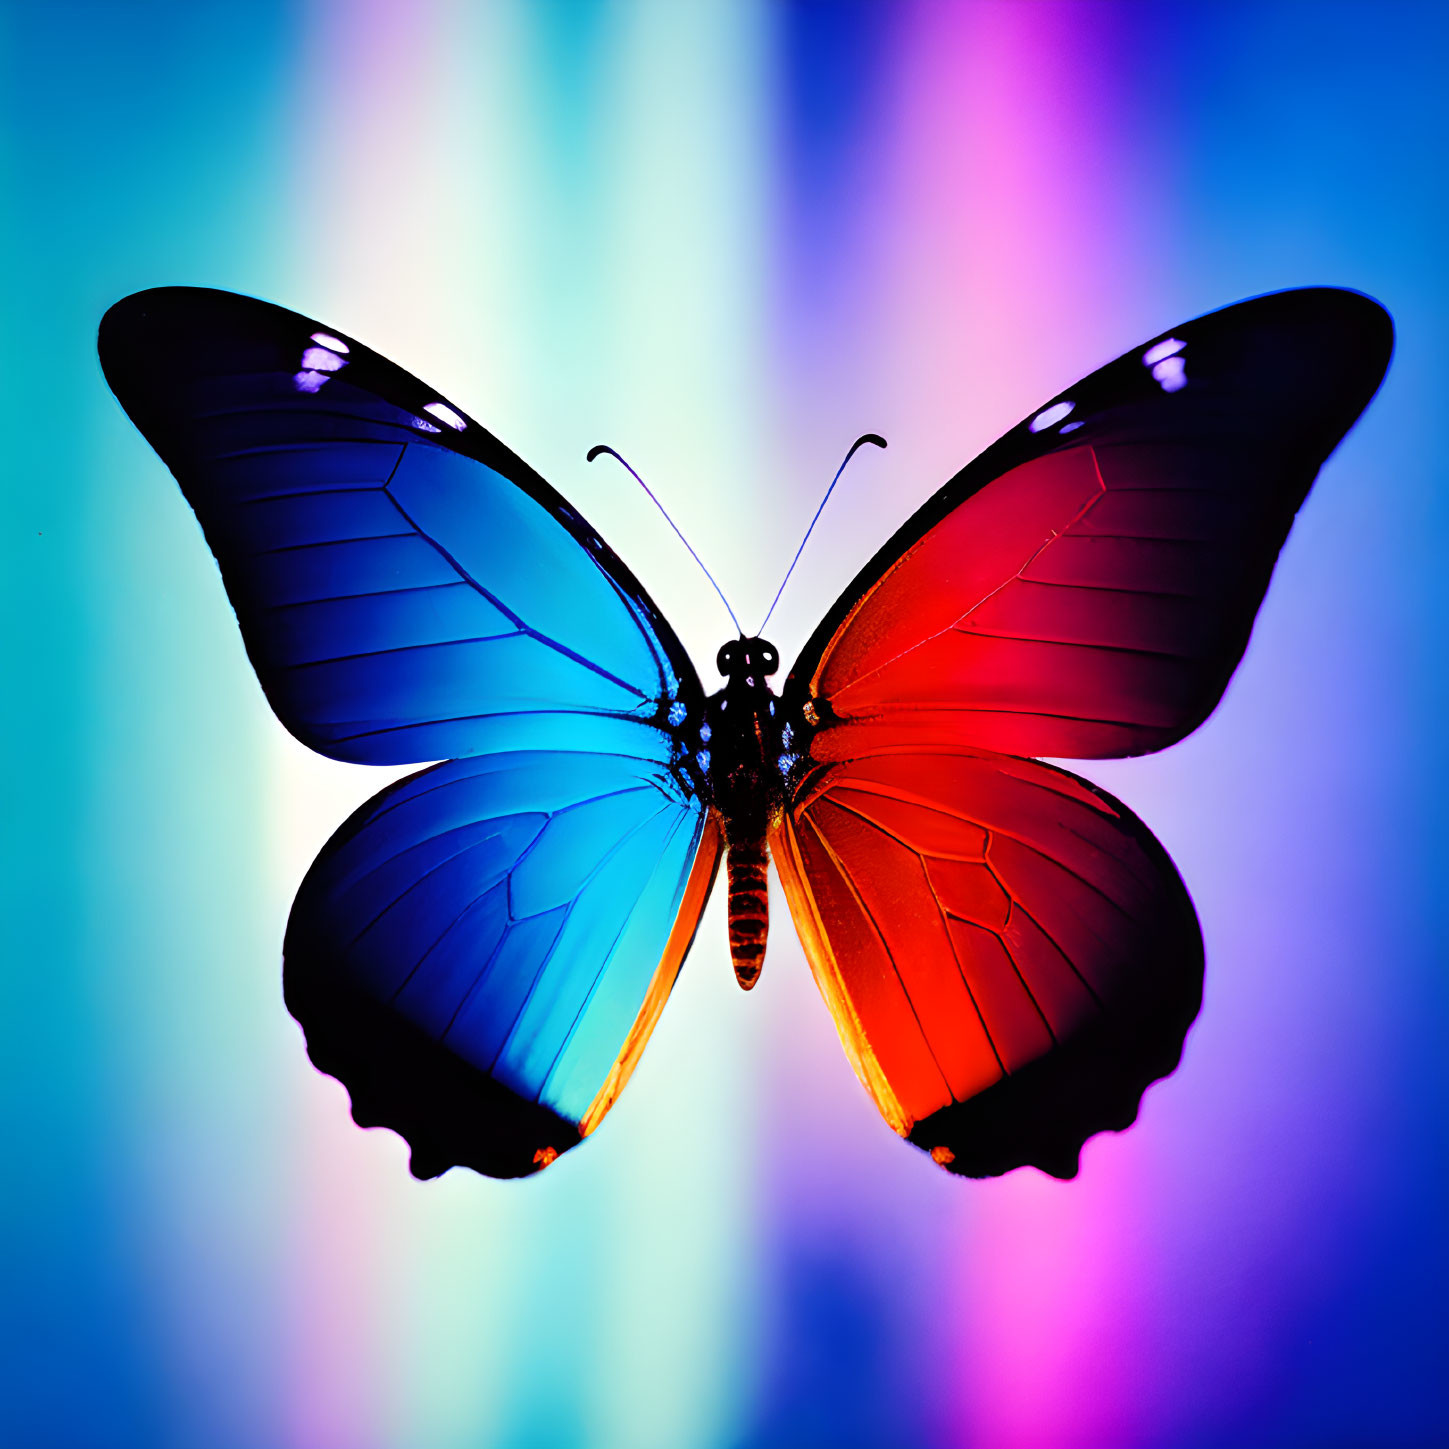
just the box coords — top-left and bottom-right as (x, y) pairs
(98, 288), (702, 763)
(284, 746), (721, 1178)
(100, 288), (720, 1175)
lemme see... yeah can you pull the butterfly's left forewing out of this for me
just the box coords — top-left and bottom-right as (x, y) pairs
(99, 287), (698, 764)
(101, 288), (717, 1176)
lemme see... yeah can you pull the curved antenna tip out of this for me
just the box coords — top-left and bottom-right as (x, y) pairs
(756, 431), (888, 635)
(587, 442), (742, 633)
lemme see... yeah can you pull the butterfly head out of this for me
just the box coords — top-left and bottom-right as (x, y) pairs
(717, 636), (779, 682)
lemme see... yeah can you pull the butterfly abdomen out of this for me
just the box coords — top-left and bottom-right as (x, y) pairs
(726, 836), (769, 990)
(703, 634), (789, 990)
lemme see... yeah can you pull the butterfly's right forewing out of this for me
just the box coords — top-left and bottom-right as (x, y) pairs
(787, 288), (1392, 760)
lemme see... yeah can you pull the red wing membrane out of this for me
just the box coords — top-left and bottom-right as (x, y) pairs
(787, 288), (1392, 759)
(772, 751), (1202, 1178)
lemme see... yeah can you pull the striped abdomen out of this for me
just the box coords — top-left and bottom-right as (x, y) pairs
(726, 836), (769, 990)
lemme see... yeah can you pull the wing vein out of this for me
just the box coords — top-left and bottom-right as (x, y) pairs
(805, 813), (957, 1099)
(827, 449), (1110, 695)
(383, 457), (652, 703)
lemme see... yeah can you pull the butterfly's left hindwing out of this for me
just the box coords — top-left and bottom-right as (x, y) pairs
(286, 752), (720, 1179)
(101, 287), (716, 1176)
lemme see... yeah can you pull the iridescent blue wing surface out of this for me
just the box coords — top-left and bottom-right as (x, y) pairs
(98, 287), (701, 762)
(285, 751), (721, 1179)
(100, 287), (719, 1176)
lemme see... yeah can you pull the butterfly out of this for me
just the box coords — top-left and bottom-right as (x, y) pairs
(99, 286), (1391, 1181)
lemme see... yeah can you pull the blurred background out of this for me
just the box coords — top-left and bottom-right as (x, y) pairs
(2, 3), (1445, 1446)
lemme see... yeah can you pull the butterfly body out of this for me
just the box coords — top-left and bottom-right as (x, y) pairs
(700, 635), (791, 988)
(99, 284), (1391, 1182)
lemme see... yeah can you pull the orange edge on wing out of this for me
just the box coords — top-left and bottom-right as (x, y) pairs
(578, 810), (723, 1138)
(770, 814), (913, 1138)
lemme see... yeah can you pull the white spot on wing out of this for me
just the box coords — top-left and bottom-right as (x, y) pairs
(300, 346), (345, 372)
(1143, 337), (1186, 366)
(1152, 355), (1188, 392)
(1029, 400), (1074, 433)
(424, 401), (466, 431)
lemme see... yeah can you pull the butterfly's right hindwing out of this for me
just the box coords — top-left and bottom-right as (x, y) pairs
(772, 749), (1202, 1178)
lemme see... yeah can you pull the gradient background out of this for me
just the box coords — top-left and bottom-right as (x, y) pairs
(3, 3), (1445, 1447)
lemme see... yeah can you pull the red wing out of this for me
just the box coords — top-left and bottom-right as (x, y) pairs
(785, 288), (1391, 760)
(771, 750), (1202, 1178)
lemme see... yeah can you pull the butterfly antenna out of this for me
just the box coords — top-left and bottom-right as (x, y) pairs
(757, 433), (887, 635)
(587, 444), (742, 633)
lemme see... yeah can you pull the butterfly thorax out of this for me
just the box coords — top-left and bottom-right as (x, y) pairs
(702, 636), (788, 990)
